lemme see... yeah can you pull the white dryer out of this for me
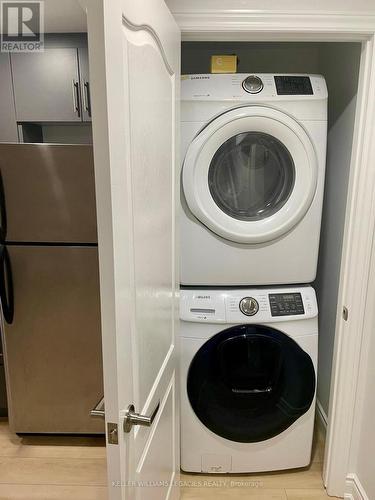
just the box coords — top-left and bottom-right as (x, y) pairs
(181, 74), (327, 285)
(180, 286), (318, 473)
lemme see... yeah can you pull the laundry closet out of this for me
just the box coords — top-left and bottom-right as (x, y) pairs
(178, 40), (361, 475)
(75, 2), (375, 498)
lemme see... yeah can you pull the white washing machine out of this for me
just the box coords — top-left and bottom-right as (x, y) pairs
(181, 74), (327, 286)
(180, 286), (318, 473)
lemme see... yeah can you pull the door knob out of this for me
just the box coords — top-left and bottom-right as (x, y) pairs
(123, 402), (160, 433)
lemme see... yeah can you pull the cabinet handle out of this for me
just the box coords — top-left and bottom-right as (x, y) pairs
(72, 80), (81, 117)
(83, 80), (91, 117)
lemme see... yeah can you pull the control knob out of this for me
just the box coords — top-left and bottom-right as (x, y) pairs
(242, 75), (263, 94)
(239, 297), (259, 316)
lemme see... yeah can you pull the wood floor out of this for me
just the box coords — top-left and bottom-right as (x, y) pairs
(0, 419), (107, 499)
(0, 419), (331, 499)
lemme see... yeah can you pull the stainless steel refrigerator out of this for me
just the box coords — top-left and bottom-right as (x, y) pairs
(0, 143), (104, 434)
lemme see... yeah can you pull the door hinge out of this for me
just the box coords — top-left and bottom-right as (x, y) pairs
(107, 422), (118, 445)
(343, 306), (349, 321)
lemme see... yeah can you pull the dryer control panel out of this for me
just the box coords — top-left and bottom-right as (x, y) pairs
(180, 286), (317, 323)
(181, 73), (328, 101)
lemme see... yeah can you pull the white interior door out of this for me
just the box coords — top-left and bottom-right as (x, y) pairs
(80, 1), (180, 499)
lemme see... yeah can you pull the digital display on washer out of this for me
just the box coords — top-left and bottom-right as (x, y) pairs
(269, 293), (305, 316)
(274, 76), (313, 95)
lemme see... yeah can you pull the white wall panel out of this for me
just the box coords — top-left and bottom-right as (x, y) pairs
(167, 0), (375, 14)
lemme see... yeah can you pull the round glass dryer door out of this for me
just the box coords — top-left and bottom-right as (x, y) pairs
(187, 325), (316, 443)
(183, 106), (318, 244)
(208, 131), (295, 221)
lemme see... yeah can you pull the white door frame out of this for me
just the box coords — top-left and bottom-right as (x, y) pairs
(173, 9), (375, 499)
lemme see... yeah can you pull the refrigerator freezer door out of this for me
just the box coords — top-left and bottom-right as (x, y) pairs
(2, 245), (104, 433)
(0, 144), (97, 243)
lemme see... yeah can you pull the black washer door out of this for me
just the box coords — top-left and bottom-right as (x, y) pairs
(187, 325), (316, 443)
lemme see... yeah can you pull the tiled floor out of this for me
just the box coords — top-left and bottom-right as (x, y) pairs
(0, 419), (331, 499)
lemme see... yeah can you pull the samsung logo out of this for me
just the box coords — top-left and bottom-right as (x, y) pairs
(196, 295), (211, 299)
(191, 76), (210, 80)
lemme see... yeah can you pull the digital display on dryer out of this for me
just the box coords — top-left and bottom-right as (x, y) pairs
(274, 76), (313, 95)
(269, 293), (305, 316)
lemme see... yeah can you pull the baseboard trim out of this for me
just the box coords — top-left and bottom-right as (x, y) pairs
(345, 474), (369, 500)
(316, 399), (328, 433)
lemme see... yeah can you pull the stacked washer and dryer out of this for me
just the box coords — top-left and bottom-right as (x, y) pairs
(180, 73), (328, 473)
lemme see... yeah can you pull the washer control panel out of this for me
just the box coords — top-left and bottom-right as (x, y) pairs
(269, 293), (304, 316)
(180, 286), (317, 323)
(239, 297), (259, 316)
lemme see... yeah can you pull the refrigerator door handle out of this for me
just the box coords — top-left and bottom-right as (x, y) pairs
(0, 170), (7, 242)
(0, 245), (14, 324)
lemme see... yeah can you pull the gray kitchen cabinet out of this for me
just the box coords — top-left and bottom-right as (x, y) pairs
(0, 54), (18, 142)
(78, 47), (91, 122)
(11, 48), (82, 122)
